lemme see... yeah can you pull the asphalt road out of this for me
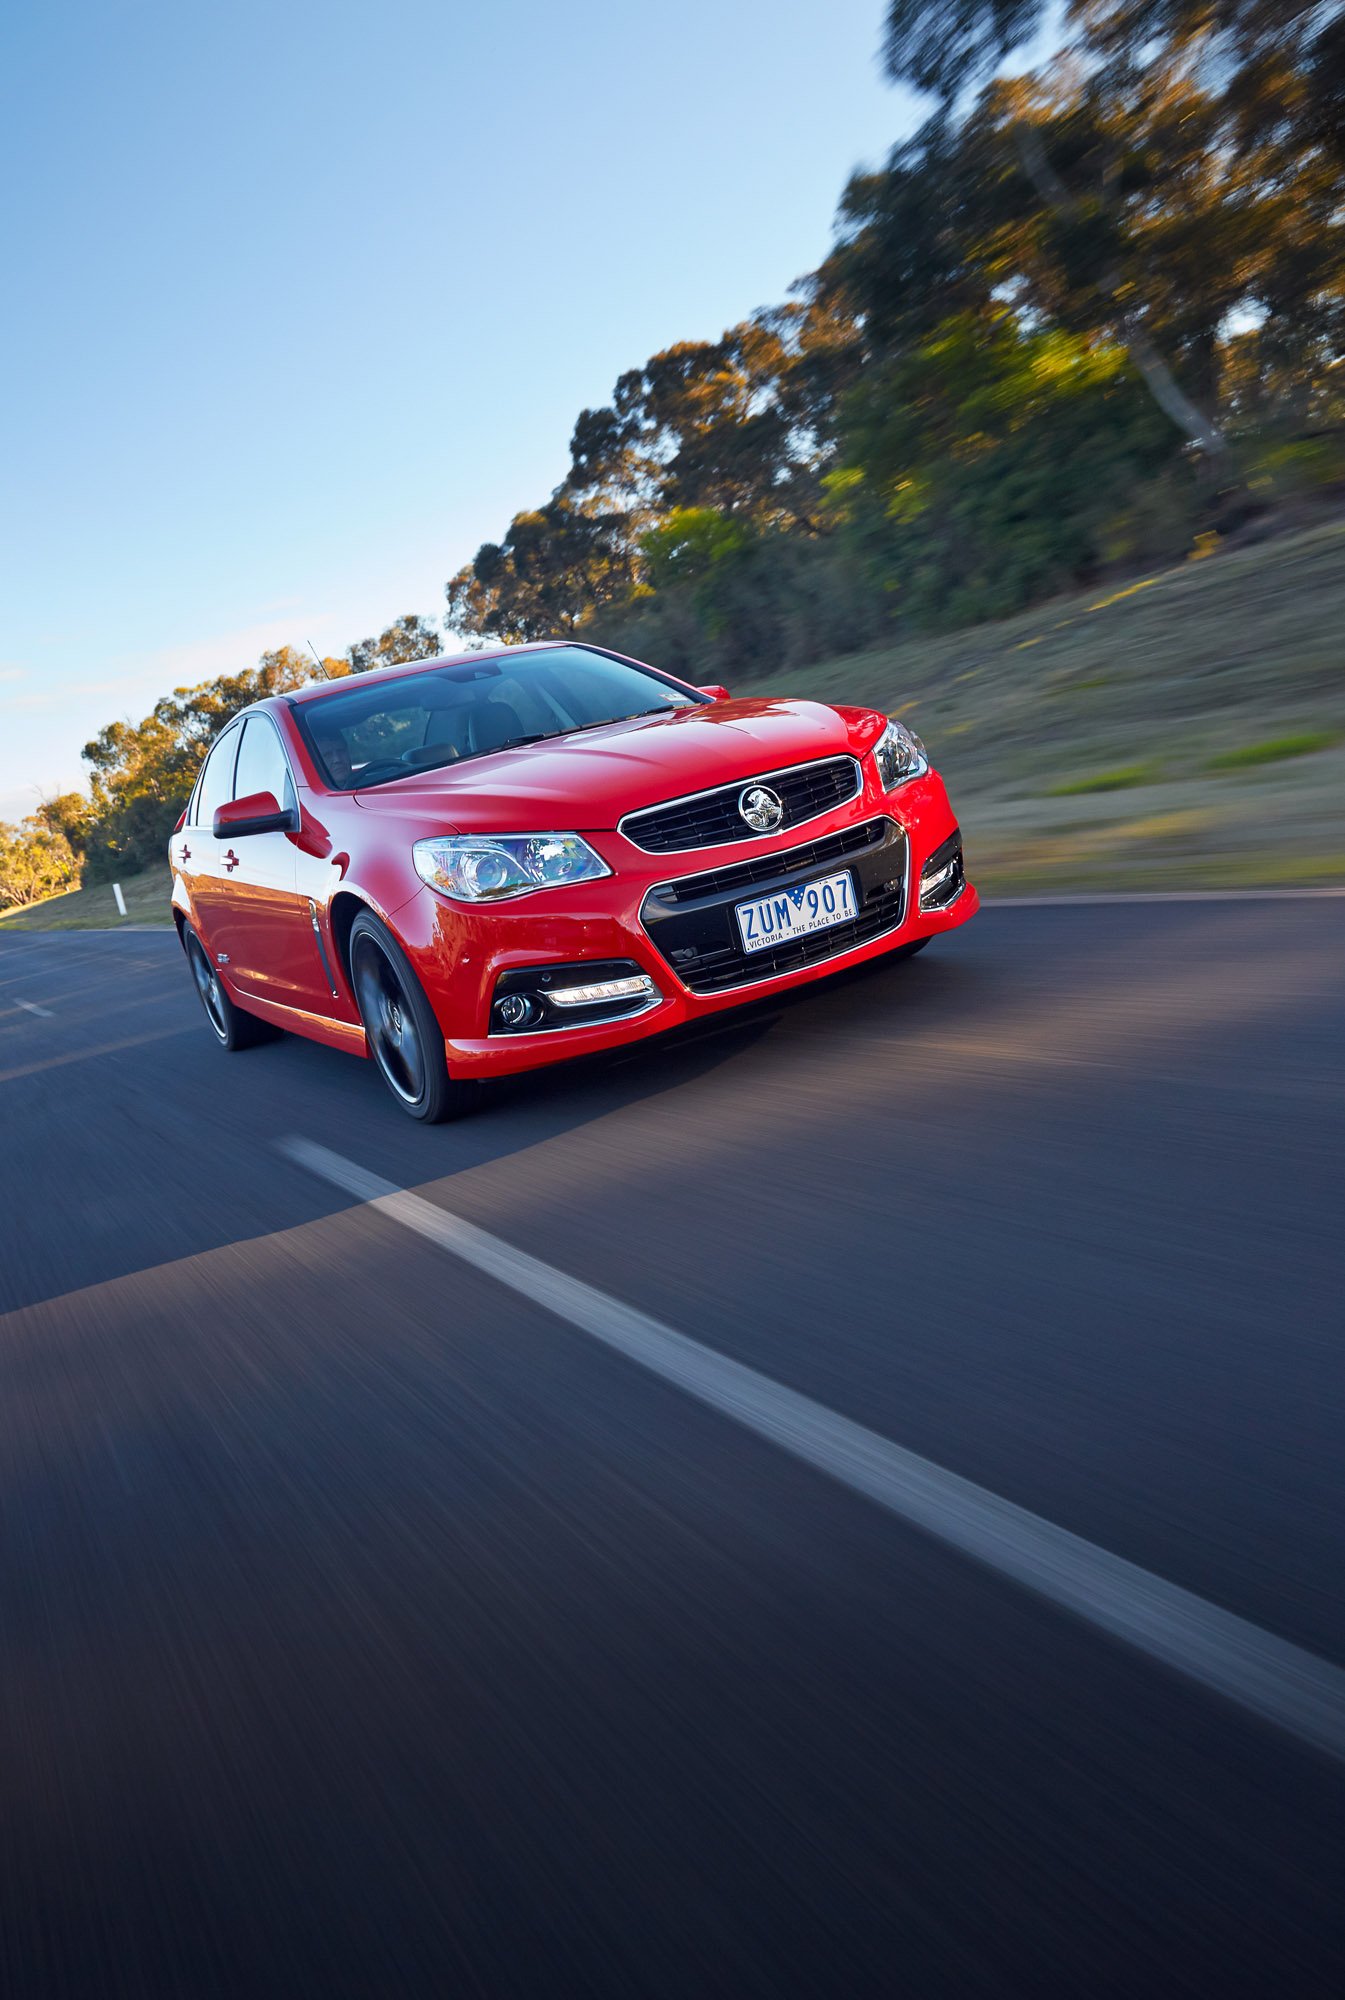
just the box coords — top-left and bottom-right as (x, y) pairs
(1, 899), (1343, 1997)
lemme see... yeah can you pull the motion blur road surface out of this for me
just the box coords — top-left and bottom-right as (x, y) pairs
(2, 900), (1343, 1997)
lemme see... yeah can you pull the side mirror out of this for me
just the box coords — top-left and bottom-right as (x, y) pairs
(214, 790), (298, 839)
(697, 684), (731, 702)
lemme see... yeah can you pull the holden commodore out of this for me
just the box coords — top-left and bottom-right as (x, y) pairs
(169, 643), (977, 1119)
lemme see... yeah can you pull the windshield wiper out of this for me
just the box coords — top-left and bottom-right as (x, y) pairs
(405, 710), (682, 777)
(564, 707), (680, 734)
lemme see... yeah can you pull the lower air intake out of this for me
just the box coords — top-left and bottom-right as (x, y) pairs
(641, 819), (907, 994)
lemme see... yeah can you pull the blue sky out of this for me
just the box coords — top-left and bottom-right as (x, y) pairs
(0, 0), (926, 820)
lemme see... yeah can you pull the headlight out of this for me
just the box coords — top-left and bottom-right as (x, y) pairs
(872, 718), (929, 790)
(412, 833), (612, 902)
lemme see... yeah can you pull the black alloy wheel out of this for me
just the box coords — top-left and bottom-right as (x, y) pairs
(348, 909), (477, 1123)
(184, 927), (280, 1051)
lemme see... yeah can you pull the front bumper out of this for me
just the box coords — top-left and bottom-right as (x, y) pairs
(394, 768), (978, 1078)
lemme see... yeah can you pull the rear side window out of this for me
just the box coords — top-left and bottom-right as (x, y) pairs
(233, 715), (297, 814)
(194, 727), (241, 827)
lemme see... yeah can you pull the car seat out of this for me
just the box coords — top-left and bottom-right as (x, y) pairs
(465, 701), (527, 755)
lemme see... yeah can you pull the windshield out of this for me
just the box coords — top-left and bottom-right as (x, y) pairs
(291, 645), (703, 790)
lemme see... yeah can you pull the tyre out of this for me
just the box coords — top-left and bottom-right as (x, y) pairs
(348, 909), (477, 1123)
(184, 926), (282, 1051)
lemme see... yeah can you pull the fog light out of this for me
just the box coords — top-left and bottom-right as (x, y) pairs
(490, 958), (659, 1034)
(549, 974), (656, 1008)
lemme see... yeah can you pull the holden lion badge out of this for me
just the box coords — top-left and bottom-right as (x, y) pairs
(738, 784), (784, 833)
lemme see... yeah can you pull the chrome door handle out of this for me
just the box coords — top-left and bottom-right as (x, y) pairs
(223, 849), (241, 873)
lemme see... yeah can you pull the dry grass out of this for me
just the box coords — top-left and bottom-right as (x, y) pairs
(736, 518), (1345, 893)
(0, 865), (175, 932)
(6, 521), (1345, 926)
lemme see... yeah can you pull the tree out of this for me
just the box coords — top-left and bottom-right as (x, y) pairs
(33, 791), (96, 859)
(883, 0), (1041, 107)
(0, 812), (81, 909)
(80, 645), (327, 880)
(812, 117), (994, 362)
(877, 0), (1345, 460)
(345, 615), (442, 673)
(445, 495), (637, 643)
(446, 297), (865, 645)
(565, 310), (850, 534)
(826, 309), (1186, 622)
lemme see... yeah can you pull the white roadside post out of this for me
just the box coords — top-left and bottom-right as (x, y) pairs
(112, 883), (127, 917)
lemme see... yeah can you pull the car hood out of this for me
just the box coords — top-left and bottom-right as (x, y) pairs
(350, 697), (888, 833)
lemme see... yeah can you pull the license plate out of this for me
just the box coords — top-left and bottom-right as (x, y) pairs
(735, 869), (856, 953)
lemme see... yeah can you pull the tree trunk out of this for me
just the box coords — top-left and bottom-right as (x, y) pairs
(1015, 125), (1228, 459)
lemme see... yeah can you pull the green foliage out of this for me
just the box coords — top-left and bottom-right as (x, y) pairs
(586, 527), (894, 679)
(445, 494), (637, 644)
(34, 792), (97, 857)
(20, 0), (1337, 924)
(0, 811), (82, 909)
(565, 311), (849, 532)
(346, 615), (442, 673)
(882, 0), (1041, 102)
(638, 509), (752, 592)
(1046, 764), (1159, 795)
(447, 302), (859, 656)
(440, 0), (1344, 674)
(1207, 732), (1338, 771)
(80, 645), (326, 883)
(827, 313), (1190, 626)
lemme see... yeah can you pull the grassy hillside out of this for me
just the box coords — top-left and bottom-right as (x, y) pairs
(0, 865), (174, 932)
(737, 519), (1345, 893)
(4, 520), (1342, 930)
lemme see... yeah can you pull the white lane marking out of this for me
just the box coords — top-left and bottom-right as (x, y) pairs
(282, 1135), (1345, 1765)
(0, 1026), (194, 1085)
(13, 999), (53, 1017)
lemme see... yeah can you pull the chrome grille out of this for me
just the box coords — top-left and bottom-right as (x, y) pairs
(619, 756), (861, 854)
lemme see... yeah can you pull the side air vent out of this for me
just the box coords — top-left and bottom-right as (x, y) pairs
(919, 829), (965, 912)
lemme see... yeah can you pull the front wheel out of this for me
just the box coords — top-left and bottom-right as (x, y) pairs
(184, 926), (281, 1050)
(348, 909), (477, 1123)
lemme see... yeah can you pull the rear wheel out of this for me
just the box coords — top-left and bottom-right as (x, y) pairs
(184, 927), (281, 1050)
(348, 909), (477, 1123)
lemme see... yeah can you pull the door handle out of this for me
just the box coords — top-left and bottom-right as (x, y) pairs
(223, 849), (241, 873)
(179, 844), (191, 862)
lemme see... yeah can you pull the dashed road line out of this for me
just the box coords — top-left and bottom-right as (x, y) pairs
(0, 1026), (195, 1085)
(282, 1135), (1345, 1768)
(13, 999), (53, 1017)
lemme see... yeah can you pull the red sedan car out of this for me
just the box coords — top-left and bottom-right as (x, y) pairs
(170, 642), (978, 1119)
